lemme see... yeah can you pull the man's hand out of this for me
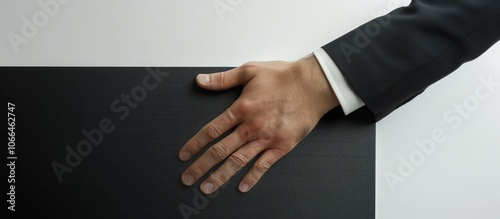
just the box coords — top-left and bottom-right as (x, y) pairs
(178, 55), (339, 194)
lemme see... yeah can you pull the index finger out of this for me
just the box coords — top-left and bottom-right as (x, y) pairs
(178, 103), (240, 161)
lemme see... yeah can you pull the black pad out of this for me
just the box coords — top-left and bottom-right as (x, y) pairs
(2, 67), (375, 218)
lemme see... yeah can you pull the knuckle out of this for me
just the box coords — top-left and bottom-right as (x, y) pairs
(204, 123), (220, 140)
(209, 143), (228, 161)
(255, 160), (271, 173)
(246, 119), (264, 132)
(238, 119), (264, 140)
(234, 99), (254, 116)
(280, 140), (296, 151)
(225, 108), (238, 124)
(191, 140), (202, 152)
(228, 152), (249, 168)
(258, 129), (273, 141)
(240, 62), (257, 71)
(191, 163), (204, 176)
(273, 137), (295, 151)
(247, 171), (260, 184)
(211, 171), (227, 184)
(214, 72), (226, 84)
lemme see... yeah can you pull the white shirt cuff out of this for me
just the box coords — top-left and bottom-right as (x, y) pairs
(313, 48), (365, 115)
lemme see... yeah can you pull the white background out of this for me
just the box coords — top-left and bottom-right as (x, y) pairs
(1, 0), (499, 218)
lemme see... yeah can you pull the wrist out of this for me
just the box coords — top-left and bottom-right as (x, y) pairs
(295, 55), (340, 116)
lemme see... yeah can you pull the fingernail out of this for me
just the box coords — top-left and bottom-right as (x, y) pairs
(198, 74), (210, 84)
(202, 182), (214, 194)
(179, 151), (191, 161)
(183, 174), (194, 185)
(240, 184), (250, 193)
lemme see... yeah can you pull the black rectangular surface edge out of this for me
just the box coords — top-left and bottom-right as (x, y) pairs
(1, 67), (375, 219)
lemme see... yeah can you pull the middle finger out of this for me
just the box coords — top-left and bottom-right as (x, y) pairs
(181, 129), (247, 186)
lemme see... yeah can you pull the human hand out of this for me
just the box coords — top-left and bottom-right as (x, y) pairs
(179, 55), (339, 194)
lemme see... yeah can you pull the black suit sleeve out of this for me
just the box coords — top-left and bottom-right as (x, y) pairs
(322, 0), (500, 121)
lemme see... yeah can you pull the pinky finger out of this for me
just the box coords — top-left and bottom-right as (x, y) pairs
(238, 149), (283, 193)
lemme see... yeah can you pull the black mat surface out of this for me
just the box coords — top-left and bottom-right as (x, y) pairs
(2, 67), (375, 218)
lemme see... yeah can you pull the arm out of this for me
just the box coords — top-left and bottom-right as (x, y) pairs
(178, 0), (500, 194)
(323, 0), (500, 120)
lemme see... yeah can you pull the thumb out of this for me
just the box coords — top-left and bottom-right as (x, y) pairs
(196, 68), (244, 91)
